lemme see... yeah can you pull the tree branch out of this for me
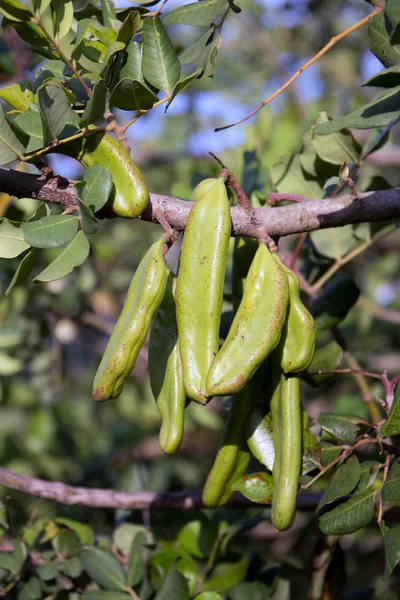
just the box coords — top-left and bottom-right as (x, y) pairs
(1, 167), (400, 238)
(1, 466), (400, 522)
(0, 465), (318, 510)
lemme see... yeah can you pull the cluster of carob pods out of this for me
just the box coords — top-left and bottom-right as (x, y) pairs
(92, 174), (316, 531)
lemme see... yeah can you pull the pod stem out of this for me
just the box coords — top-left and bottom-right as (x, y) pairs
(208, 151), (253, 212)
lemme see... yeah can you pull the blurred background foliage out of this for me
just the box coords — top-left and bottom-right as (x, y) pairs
(0, 0), (400, 598)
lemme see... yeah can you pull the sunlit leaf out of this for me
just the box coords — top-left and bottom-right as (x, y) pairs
(142, 17), (180, 92)
(164, 0), (228, 27)
(0, 218), (31, 257)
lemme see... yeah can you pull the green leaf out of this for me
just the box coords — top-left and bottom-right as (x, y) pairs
(79, 78), (108, 127)
(380, 382), (400, 438)
(320, 442), (341, 467)
(6, 249), (36, 295)
(55, 517), (95, 545)
(72, 17), (91, 57)
(101, 0), (117, 27)
(317, 455), (361, 512)
(317, 413), (372, 443)
(314, 85), (400, 134)
(369, 11), (400, 67)
(0, 552), (18, 573)
(33, 231), (90, 283)
(193, 593), (223, 600)
(22, 215), (79, 248)
(227, 582), (270, 600)
(382, 524), (400, 580)
(386, 0), (400, 39)
(37, 559), (64, 581)
(232, 472), (273, 504)
(362, 63), (400, 88)
(309, 275), (360, 329)
(203, 33), (222, 78)
(310, 226), (358, 261)
(82, 593), (131, 600)
(303, 341), (343, 387)
(142, 17), (181, 92)
(311, 111), (362, 165)
(165, 68), (202, 111)
(75, 164), (113, 213)
(77, 199), (99, 234)
(201, 555), (249, 593)
(271, 153), (324, 200)
(28, 201), (51, 222)
(127, 531), (146, 587)
(62, 556), (83, 578)
(80, 546), (127, 591)
(0, 105), (26, 164)
(14, 108), (44, 153)
(52, 0), (74, 40)
(319, 488), (376, 535)
(117, 10), (142, 44)
(177, 520), (216, 560)
(0, 80), (33, 111)
(17, 576), (43, 600)
(154, 567), (190, 600)
(0, 218), (30, 257)
(120, 40), (144, 81)
(382, 461), (400, 508)
(37, 82), (77, 144)
(356, 461), (381, 493)
(111, 78), (158, 111)
(179, 27), (215, 64)
(100, 41), (126, 73)
(0, 0), (32, 22)
(164, 0), (228, 27)
(246, 410), (274, 472)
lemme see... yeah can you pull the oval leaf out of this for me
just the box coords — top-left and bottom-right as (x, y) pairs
(164, 0), (228, 27)
(317, 455), (361, 512)
(22, 215), (79, 248)
(0, 218), (31, 258)
(33, 232), (90, 283)
(318, 488), (376, 535)
(80, 546), (127, 591)
(142, 17), (180, 92)
(232, 472), (273, 504)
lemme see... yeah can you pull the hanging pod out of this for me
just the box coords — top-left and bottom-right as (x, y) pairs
(149, 272), (189, 454)
(92, 237), (168, 402)
(206, 243), (289, 397)
(176, 177), (231, 404)
(273, 255), (316, 373)
(52, 128), (149, 218)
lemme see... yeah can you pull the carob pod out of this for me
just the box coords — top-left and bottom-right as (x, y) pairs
(149, 272), (188, 454)
(52, 127), (149, 219)
(176, 177), (231, 404)
(92, 237), (168, 402)
(273, 256), (316, 373)
(202, 367), (267, 508)
(206, 243), (289, 397)
(270, 363), (302, 531)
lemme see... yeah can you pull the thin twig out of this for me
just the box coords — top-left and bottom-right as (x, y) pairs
(215, 7), (382, 131)
(32, 18), (92, 98)
(209, 152), (253, 211)
(302, 438), (374, 490)
(306, 368), (383, 380)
